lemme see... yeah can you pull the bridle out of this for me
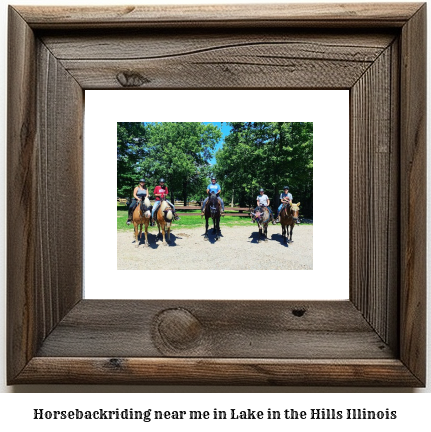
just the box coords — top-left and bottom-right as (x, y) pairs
(290, 205), (300, 222)
(138, 198), (150, 219)
(208, 192), (219, 218)
(252, 206), (269, 225)
(157, 193), (172, 222)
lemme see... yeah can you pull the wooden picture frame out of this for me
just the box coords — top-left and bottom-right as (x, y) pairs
(7, 3), (426, 386)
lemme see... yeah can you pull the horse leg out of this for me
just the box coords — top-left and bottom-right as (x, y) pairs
(290, 224), (294, 242)
(162, 225), (167, 246)
(258, 226), (262, 243)
(133, 223), (139, 247)
(264, 224), (268, 242)
(157, 220), (161, 240)
(144, 223), (149, 247)
(204, 217), (209, 240)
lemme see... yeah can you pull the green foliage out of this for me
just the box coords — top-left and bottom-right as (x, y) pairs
(117, 122), (148, 198)
(117, 121), (313, 218)
(117, 122), (222, 204)
(214, 122), (313, 217)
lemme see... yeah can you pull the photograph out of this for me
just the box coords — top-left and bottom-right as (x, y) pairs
(117, 121), (313, 270)
(3, 1), (426, 393)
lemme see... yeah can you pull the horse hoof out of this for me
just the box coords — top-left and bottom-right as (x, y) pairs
(204, 237), (208, 241)
(265, 238), (268, 242)
(163, 242), (167, 246)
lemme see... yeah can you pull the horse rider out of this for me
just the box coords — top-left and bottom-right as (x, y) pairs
(201, 177), (225, 216)
(126, 178), (151, 225)
(151, 178), (180, 224)
(275, 185), (293, 223)
(256, 188), (276, 224)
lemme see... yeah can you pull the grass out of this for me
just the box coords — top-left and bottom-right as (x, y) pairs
(117, 203), (312, 231)
(117, 204), (253, 231)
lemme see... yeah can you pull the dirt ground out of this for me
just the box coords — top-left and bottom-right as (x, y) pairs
(117, 224), (313, 270)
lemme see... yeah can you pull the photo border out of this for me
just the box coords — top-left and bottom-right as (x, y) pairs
(7, 3), (426, 386)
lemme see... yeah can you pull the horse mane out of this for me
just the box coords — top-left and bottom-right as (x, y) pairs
(208, 192), (219, 205)
(290, 202), (300, 211)
(160, 200), (173, 221)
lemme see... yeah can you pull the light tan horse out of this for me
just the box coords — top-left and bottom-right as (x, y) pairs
(280, 201), (300, 244)
(132, 197), (151, 247)
(156, 199), (173, 245)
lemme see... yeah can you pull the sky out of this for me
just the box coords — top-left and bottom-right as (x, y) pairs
(203, 122), (232, 164)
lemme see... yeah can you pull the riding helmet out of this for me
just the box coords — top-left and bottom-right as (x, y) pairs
(160, 178), (165, 183)
(139, 179), (145, 183)
(259, 188), (264, 192)
(283, 186), (289, 190)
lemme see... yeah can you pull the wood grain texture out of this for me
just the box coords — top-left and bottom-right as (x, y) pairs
(50, 31), (394, 89)
(7, 6), (38, 381)
(350, 44), (399, 348)
(7, 6), (83, 383)
(15, 3), (423, 29)
(399, 3), (427, 385)
(35, 40), (84, 335)
(42, 30), (395, 89)
(36, 300), (393, 359)
(40, 31), (395, 60)
(7, 3), (426, 386)
(15, 358), (422, 386)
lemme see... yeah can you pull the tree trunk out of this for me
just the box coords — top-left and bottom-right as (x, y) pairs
(182, 180), (187, 206)
(272, 186), (278, 212)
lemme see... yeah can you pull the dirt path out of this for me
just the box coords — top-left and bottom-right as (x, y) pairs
(117, 224), (313, 270)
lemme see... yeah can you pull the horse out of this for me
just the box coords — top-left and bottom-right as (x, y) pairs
(204, 191), (221, 241)
(280, 201), (300, 244)
(251, 205), (271, 242)
(132, 197), (152, 247)
(155, 194), (173, 245)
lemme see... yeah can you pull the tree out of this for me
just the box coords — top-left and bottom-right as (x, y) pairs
(117, 122), (147, 199)
(118, 122), (222, 205)
(214, 122), (313, 217)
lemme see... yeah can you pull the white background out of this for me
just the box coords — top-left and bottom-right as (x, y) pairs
(85, 90), (349, 300)
(0, 0), (430, 425)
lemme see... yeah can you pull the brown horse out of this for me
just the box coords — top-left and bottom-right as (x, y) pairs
(280, 201), (300, 244)
(132, 197), (152, 247)
(155, 196), (173, 246)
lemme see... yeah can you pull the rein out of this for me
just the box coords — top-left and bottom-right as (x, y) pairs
(206, 194), (220, 218)
(252, 206), (270, 225)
